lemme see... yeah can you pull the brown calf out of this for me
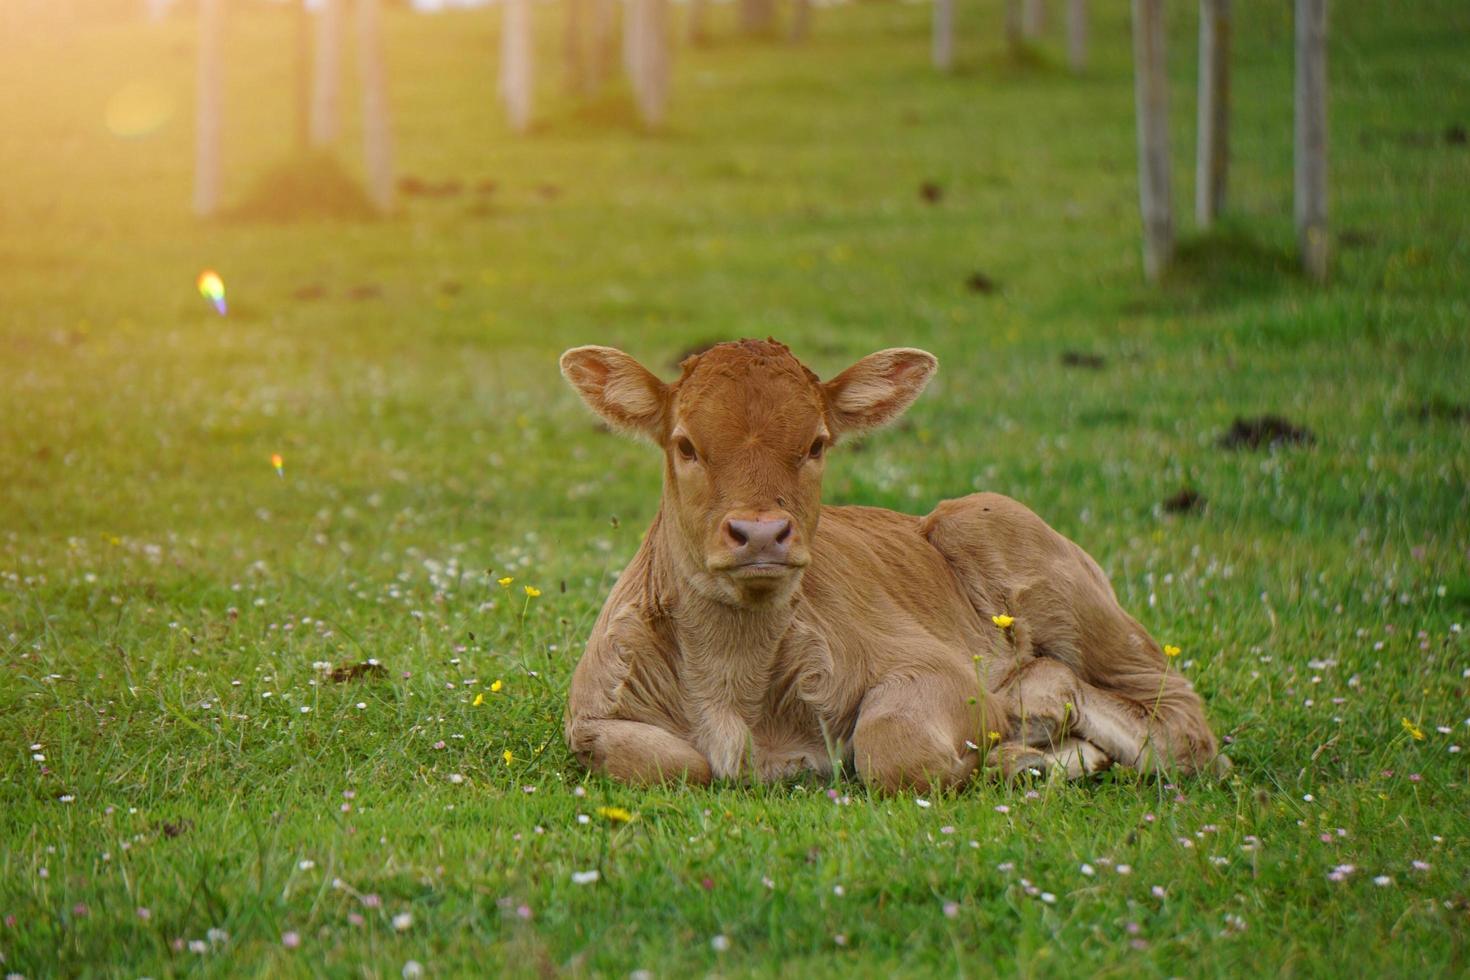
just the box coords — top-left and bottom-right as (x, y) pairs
(559, 339), (1226, 791)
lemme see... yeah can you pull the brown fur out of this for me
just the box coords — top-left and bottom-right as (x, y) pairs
(559, 340), (1226, 790)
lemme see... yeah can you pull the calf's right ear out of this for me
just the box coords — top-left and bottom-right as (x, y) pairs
(559, 346), (668, 442)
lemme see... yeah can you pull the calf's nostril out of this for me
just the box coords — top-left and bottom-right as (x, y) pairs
(725, 521), (748, 547)
(774, 522), (792, 545)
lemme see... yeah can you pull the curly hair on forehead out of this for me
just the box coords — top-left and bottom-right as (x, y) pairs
(676, 338), (822, 387)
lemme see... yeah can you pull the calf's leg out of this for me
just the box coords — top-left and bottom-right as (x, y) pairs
(923, 493), (1225, 777)
(993, 658), (1110, 780)
(999, 656), (1079, 750)
(852, 674), (979, 793)
(994, 737), (1112, 781)
(567, 718), (712, 786)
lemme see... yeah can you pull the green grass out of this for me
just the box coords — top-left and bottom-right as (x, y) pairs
(3, 0), (1469, 975)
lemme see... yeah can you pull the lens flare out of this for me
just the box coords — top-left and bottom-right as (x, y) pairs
(197, 270), (227, 315)
(271, 453), (284, 478)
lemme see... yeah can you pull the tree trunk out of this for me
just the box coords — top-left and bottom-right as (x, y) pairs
(1295, 0), (1328, 281)
(501, 0), (533, 133)
(356, 0), (394, 213)
(193, 0), (223, 217)
(629, 0), (670, 127)
(1022, 0), (1043, 38)
(739, 0), (776, 37)
(790, 0), (811, 43)
(1132, 0), (1173, 281)
(1195, 0), (1230, 226)
(310, 0), (344, 145)
(1066, 0), (1086, 71)
(932, 0), (953, 70)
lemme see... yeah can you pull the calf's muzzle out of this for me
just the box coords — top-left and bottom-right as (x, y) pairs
(719, 513), (795, 568)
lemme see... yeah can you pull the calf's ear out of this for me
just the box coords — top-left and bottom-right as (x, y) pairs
(560, 346), (668, 441)
(822, 348), (938, 437)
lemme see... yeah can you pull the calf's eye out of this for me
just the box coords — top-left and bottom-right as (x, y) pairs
(676, 437), (698, 462)
(808, 438), (825, 460)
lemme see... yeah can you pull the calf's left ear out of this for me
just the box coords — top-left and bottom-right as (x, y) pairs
(822, 348), (938, 437)
(560, 346), (668, 442)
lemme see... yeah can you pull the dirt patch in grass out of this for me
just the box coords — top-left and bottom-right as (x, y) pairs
(1410, 396), (1470, 423)
(1217, 415), (1316, 450)
(1163, 486), (1205, 514)
(1060, 350), (1105, 369)
(965, 271), (998, 294)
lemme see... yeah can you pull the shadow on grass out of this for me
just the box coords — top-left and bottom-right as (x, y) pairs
(963, 42), (1067, 81)
(225, 152), (378, 223)
(533, 89), (696, 141)
(1130, 223), (1300, 313)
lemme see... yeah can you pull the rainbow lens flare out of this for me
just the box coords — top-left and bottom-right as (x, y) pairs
(197, 269), (227, 315)
(271, 453), (284, 478)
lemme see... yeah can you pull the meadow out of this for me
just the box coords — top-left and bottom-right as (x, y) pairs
(2, 0), (1468, 975)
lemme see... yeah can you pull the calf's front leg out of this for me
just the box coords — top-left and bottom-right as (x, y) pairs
(852, 674), (982, 793)
(567, 718), (712, 786)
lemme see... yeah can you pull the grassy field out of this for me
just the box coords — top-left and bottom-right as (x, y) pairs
(3, 0), (1469, 975)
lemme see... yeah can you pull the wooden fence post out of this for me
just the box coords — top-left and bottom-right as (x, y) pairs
(310, 0), (344, 145)
(1132, 0), (1173, 281)
(739, 0), (776, 36)
(688, 0), (709, 44)
(564, 0), (589, 95)
(790, 0), (812, 42)
(501, 0), (533, 133)
(193, 0), (223, 217)
(629, 0), (670, 127)
(933, 0), (954, 70)
(625, 0), (643, 113)
(1067, 0), (1086, 71)
(1195, 0), (1230, 226)
(1295, 0), (1329, 280)
(1022, 0), (1043, 38)
(294, 0), (311, 150)
(590, 0), (619, 88)
(357, 0), (395, 213)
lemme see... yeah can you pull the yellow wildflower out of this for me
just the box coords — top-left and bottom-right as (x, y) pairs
(503, 749), (514, 765)
(1164, 644), (1181, 658)
(991, 614), (1014, 629)
(472, 693), (484, 707)
(988, 731), (1001, 742)
(596, 806), (633, 823)
(1401, 717), (1425, 741)
(497, 576), (514, 587)
(524, 586), (541, 598)
(490, 679), (503, 693)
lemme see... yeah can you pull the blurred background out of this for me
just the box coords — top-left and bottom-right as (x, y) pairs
(3, 5), (1468, 973)
(1, 0), (1466, 568)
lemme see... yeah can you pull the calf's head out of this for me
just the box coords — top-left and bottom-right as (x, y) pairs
(560, 339), (937, 605)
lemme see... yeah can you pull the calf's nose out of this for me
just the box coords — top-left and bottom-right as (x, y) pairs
(722, 516), (793, 564)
